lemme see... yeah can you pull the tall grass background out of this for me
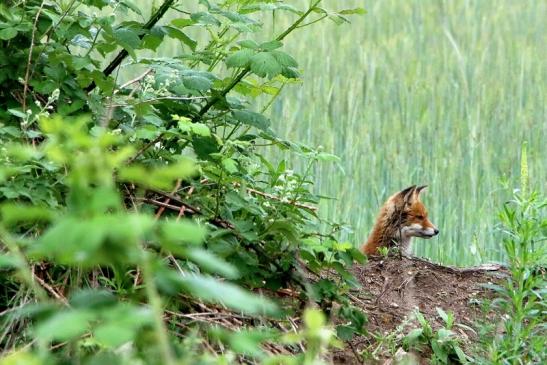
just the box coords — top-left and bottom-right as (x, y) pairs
(133, 0), (546, 266)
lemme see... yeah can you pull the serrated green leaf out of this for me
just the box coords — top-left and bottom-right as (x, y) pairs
(270, 50), (298, 67)
(113, 27), (141, 50)
(260, 40), (283, 51)
(120, 0), (142, 15)
(163, 26), (197, 50)
(191, 12), (221, 26)
(238, 39), (259, 49)
(183, 75), (212, 91)
(232, 110), (270, 131)
(281, 67), (300, 79)
(226, 49), (254, 68)
(250, 52), (282, 78)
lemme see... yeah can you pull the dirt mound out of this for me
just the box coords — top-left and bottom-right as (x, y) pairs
(332, 256), (507, 364)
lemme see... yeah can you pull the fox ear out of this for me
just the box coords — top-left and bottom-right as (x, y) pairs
(399, 185), (417, 203)
(416, 185), (428, 195)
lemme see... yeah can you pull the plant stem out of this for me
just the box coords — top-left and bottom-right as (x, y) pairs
(141, 254), (175, 365)
(0, 228), (49, 303)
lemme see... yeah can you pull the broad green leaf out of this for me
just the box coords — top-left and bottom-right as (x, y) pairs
(232, 110), (270, 131)
(0, 28), (17, 40)
(0, 350), (41, 365)
(119, 160), (196, 190)
(221, 158), (238, 174)
(226, 49), (254, 68)
(0, 204), (55, 226)
(436, 307), (449, 324)
(191, 12), (221, 26)
(431, 340), (448, 363)
(35, 310), (93, 341)
(159, 220), (207, 247)
(241, 3), (301, 15)
(7, 108), (27, 119)
(250, 52), (282, 78)
(163, 26), (197, 50)
(270, 50), (298, 67)
(120, 0), (142, 15)
(260, 40), (283, 51)
(183, 75), (212, 91)
(190, 123), (211, 137)
(171, 18), (195, 28)
(113, 27), (141, 59)
(185, 248), (239, 279)
(303, 308), (326, 330)
(404, 328), (424, 344)
(180, 274), (278, 315)
(192, 135), (220, 160)
(93, 324), (135, 347)
(0, 254), (23, 269)
(70, 289), (117, 309)
(339, 8), (366, 15)
(34, 214), (153, 266)
(238, 39), (259, 49)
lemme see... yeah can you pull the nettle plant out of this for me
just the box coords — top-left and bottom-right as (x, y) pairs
(0, 0), (365, 362)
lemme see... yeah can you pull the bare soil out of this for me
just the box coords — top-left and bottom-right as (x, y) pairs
(331, 255), (507, 364)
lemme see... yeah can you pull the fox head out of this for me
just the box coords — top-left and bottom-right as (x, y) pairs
(390, 185), (439, 240)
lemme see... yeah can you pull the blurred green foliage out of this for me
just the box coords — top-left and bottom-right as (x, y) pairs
(0, 0), (366, 363)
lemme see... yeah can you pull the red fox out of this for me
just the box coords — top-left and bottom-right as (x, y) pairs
(361, 185), (439, 255)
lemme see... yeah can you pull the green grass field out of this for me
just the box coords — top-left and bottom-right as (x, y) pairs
(139, 0), (546, 266)
(259, 0), (546, 265)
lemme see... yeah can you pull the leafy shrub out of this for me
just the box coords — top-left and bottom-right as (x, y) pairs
(0, 0), (365, 363)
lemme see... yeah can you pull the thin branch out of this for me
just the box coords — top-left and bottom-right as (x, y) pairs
(22, 1), (46, 112)
(192, 0), (323, 122)
(246, 187), (317, 212)
(109, 95), (208, 107)
(32, 269), (69, 306)
(116, 68), (153, 93)
(85, 0), (176, 93)
(125, 1), (323, 161)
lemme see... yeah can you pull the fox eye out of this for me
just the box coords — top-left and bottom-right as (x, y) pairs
(416, 215), (424, 219)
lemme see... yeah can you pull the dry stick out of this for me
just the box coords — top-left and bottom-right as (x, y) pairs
(134, 179), (183, 287)
(116, 68), (153, 93)
(85, 0), (176, 93)
(22, 1), (46, 112)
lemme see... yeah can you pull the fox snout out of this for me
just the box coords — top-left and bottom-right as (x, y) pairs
(421, 223), (440, 238)
(402, 222), (439, 239)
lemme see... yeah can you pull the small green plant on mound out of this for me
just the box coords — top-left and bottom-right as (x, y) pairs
(0, 0), (366, 363)
(477, 144), (547, 364)
(403, 308), (469, 364)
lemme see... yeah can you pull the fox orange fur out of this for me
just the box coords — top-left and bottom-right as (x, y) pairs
(361, 185), (439, 255)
